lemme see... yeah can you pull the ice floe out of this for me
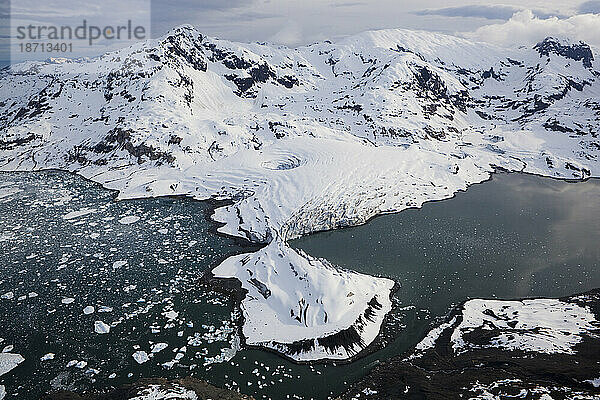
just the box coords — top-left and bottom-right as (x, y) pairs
(94, 321), (111, 334)
(0, 353), (24, 376)
(83, 306), (95, 315)
(118, 215), (140, 225)
(132, 350), (150, 364)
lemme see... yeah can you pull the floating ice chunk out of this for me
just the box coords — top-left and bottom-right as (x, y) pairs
(0, 384), (5, 400)
(129, 384), (198, 399)
(0, 353), (24, 376)
(63, 208), (96, 220)
(585, 378), (600, 388)
(28, 292), (38, 298)
(161, 360), (177, 369)
(40, 353), (55, 361)
(94, 321), (110, 334)
(162, 310), (178, 320)
(108, 373), (117, 379)
(61, 297), (75, 304)
(158, 228), (168, 234)
(66, 360), (88, 368)
(83, 306), (95, 315)
(118, 216), (140, 225)
(112, 260), (127, 269)
(150, 343), (168, 353)
(90, 233), (100, 239)
(1, 292), (13, 300)
(2, 346), (13, 353)
(132, 351), (149, 364)
(123, 285), (137, 293)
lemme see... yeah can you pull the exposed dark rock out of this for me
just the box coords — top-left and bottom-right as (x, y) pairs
(0, 132), (37, 150)
(543, 118), (575, 133)
(534, 37), (594, 68)
(92, 127), (175, 165)
(248, 278), (271, 299)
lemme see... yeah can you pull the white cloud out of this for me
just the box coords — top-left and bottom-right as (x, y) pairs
(415, 5), (563, 20)
(463, 10), (600, 48)
(270, 21), (303, 47)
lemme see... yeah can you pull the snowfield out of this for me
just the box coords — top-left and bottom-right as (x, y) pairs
(451, 298), (598, 355)
(1, 25), (599, 361)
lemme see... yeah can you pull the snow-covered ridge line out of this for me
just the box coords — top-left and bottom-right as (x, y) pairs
(1, 25), (599, 361)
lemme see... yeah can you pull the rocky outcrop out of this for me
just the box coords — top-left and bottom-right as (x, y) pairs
(535, 37), (595, 68)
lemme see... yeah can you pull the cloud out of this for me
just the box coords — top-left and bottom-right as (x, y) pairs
(269, 20), (303, 46)
(150, 0), (255, 36)
(578, 0), (600, 14)
(330, 2), (366, 8)
(415, 5), (564, 20)
(463, 10), (600, 48)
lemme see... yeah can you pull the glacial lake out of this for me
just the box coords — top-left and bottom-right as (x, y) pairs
(0, 171), (599, 399)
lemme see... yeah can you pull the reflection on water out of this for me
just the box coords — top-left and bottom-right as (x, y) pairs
(0, 171), (598, 400)
(294, 173), (599, 306)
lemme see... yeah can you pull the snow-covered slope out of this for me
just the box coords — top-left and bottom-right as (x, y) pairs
(1, 25), (598, 361)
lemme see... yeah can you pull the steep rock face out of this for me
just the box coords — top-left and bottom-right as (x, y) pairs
(534, 37), (595, 68)
(1, 26), (599, 362)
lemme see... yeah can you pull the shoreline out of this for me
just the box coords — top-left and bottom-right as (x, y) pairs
(340, 287), (600, 399)
(1, 167), (597, 367)
(1, 167), (599, 399)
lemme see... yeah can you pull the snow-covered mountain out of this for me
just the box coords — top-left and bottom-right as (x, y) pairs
(1, 25), (598, 361)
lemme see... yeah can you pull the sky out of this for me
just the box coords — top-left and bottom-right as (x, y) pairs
(2, 0), (600, 66)
(147, 0), (600, 47)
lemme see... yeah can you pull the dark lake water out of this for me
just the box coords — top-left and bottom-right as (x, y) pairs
(0, 171), (599, 400)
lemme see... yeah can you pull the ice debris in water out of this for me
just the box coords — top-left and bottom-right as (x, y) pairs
(83, 306), (95, 315)
(132, 351), (149, 364)
(118, 216), (140, 225)
(94, 321), (110, 334)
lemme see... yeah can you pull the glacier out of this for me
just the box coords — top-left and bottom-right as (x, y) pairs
(0, 25), (599, 361)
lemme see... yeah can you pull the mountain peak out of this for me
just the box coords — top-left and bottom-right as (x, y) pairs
(160, 24), (204, 43)
(534, 37), (594, 68)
